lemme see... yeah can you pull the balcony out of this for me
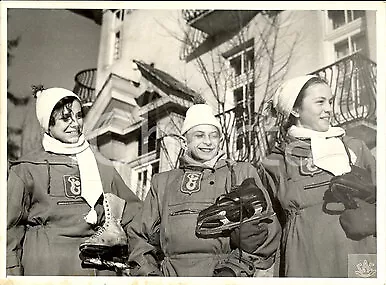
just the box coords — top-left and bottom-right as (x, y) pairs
(182, 10), (259, 36)
(180, 10), (280, 62)
(73, 68), (97, 106)
(214, 107), (270, 165)
(216, 52), (377, 164)
(182, 10), (209, 23)
(310, 52), (376, 127)
(181, 10), (259, 61)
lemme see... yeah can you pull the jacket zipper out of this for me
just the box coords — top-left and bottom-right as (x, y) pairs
(170, 209), (201, 216)
(303, 180), (330, 190)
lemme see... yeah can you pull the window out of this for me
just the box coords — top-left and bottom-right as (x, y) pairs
(227, 44), (255, 152)
(234, 82), (255, 151)
(113, 31), (121, 60)
(229, 46), (254, 79)
(334, 32), (366, 59)
(230, 57), (242, 76)
(327, 10), (365, 30)
(135, 91), (162, 107)
(114, 9), (125, 22)
(138, 118), (157, 156)
(325, 10), (368, 60)
(112, 9), (125, 61)
(134, 160), (159, 200)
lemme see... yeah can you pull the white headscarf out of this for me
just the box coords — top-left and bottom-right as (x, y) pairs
(273, 75), (318, 121)
(273, 76), (356, 176)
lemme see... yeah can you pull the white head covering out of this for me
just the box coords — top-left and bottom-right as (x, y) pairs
(35, 87), (81, 132)
(181, 104), (222, 135)
(276, 76), (354, 176)
(273, 75), (318, 120)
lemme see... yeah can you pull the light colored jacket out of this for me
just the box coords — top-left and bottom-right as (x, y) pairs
(7, 149), (142, 276)
(127, 156), (281, 276)
(263, 136), (376, 277)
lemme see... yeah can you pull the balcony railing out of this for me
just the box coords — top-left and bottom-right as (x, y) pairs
(182, 9), (211, 23)
(181, 10), (260, 61)
(182, 10), (259, 36)
(310, 52), (377, 126)
(73, 68), (97, 105)
(214, 52), (377, 165)
(214, 107), (270, 165)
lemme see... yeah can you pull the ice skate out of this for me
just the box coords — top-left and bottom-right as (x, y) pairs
(196, 178), (275, 238)
(79, 193), (128, 259)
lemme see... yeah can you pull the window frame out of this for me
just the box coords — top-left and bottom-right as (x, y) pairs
(138, 118), (158, 156)
(112, 9), (125, 61)
(133, 160), (160, 200)
(323, 10), (367, 62)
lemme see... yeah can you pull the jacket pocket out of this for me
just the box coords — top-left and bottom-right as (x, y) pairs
(165, 202), (217, 255)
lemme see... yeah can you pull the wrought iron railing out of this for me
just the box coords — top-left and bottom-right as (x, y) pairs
(179, 25), (209, 61)
(73, 68), (97, 105)
(181, 10), (211, 23)
(215, 52), (377, 165)
(310, 52), (377, 126)
(215, 106), (270, 164)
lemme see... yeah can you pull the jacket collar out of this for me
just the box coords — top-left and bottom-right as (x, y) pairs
(179, 152), (229, 172)
(9, 149), (77, 166)
(273, 136), (312, 158)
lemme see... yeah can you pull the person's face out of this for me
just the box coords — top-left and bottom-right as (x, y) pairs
(293, 83), (333, 132)
(185, 124), (221, 162)
(49, 100), (84, 143)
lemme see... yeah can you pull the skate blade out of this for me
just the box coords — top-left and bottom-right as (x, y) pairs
(79, 244), (129, 258)
(82, 257), (130, 270)
(196, 210), (276, 237)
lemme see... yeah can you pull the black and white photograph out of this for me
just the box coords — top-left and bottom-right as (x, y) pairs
(2, 1), (385, 284)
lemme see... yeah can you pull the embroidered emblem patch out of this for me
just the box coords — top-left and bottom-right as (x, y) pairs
(63, 175), (82, 199)
(181, 172), (203, 195)
(299, 157), (323, 177)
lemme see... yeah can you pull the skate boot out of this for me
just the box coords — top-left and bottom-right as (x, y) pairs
(79, 193), (128, 260)
(196, 178), (276, 238)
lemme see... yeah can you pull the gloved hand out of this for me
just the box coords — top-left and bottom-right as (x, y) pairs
(122, 269), (131, 276)
(213, 267), (236, 277)
(230, 220), (269, 253)
(122, 268), (163, 276)
(339, 199), (376, 241)
(128, 261), (163, 276)
(6, 266), (23, 276)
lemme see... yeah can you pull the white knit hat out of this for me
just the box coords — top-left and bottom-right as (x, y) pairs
(35, 87), (81, 132)
(273, 75), (318, 120)
(181, 104), (222, 135)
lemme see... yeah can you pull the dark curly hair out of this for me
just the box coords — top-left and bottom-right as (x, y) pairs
(49, 96), (83, 127)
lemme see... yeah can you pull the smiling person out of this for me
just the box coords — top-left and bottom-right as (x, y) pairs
(263, 75), (376, 277)
(125, 103), (281, 277)
(6, 87), (142, 276)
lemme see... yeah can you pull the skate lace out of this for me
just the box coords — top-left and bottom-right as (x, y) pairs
(93, 226), (105, 237)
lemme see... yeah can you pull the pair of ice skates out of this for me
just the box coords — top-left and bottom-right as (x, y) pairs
(80, 178), (275, 272)
(79, 193), (129, 272)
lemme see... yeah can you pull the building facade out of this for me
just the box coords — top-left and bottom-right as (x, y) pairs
(74, 9), (377, 199)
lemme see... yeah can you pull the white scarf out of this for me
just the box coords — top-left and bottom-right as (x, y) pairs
(43, 133), (104, 224)
(287, 125), (357, 176)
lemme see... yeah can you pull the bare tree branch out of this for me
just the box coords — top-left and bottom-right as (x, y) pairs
(156, 10), (298, 163)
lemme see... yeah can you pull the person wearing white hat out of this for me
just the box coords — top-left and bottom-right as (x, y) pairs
(126, 103), (281, 277)
(7, 86), (142, 276)
(263, 75), (376, 277)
